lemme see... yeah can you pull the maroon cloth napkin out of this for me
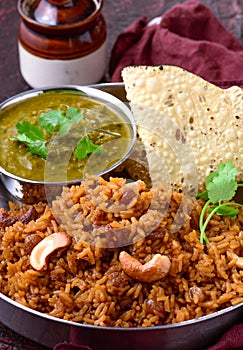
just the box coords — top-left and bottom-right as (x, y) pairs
(207, 324), (243, 350)
(109, 0), (243, 85)
(54, 343), (92, 350)
(54, 324), (243, 350)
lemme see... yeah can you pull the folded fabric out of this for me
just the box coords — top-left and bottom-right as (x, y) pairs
(109, 0), (243, 86)
(53, 324), (243, 350)
(207, 323), (243, 350)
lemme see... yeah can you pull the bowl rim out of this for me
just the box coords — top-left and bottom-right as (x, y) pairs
(0, 84), (137, 185)
(0, 291), (242, 331)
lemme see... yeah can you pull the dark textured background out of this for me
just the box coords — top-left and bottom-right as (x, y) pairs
(0, 0), (242, 103)
(0, 0), (242, 348)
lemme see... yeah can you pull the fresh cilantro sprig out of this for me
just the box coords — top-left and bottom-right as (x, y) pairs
(38, 106), (84, 135)
(11, 107), (102, 161)
(74, 130), (103, 160)
(197, 162), (243, 244)
(12, 120), (48, 159)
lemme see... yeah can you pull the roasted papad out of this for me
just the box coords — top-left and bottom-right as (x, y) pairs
(122, 65), (242, 193)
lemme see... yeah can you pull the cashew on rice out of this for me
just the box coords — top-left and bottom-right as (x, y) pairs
(30, 232), (71, 271)
(227, 250), (243, 269)
(119, 251), (171, 283)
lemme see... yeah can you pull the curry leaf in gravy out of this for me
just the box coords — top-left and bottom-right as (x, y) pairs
(197, 162), (243, 244)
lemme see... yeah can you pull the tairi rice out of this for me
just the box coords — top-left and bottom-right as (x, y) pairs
(0, 176), (242, 327)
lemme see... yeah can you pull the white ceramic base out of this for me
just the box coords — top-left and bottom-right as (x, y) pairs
(18, 41), (107, 88)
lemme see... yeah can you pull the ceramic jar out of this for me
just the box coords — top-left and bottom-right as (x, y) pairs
(17, 0), (107, 88)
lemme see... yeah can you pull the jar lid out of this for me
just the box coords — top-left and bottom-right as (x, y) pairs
(18, 0), (103, 32)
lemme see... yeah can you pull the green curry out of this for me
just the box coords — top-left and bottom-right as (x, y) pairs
(0, 91), (132, 182)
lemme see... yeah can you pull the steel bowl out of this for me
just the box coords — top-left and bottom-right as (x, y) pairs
(0, 85), (136, 204)
(0, 84), (242, 350)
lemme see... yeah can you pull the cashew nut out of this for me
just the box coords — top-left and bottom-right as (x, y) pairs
(119, 251), (171, 283)
(227, 250), (243, 269)
(30, 232), (71, 271)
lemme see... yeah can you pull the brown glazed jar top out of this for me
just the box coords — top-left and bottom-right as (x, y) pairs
(33, 0), (96, 25)
(17, 0), (106, 59)
(18, 0), (104, 34)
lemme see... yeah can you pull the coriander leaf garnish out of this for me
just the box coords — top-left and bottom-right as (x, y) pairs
(66, 106), (83, 120)
(58, 107), (84, 135)
(38, 107), (84, 135)
(208, 205), (238, 218)
(206, 162), (238, 203)
(11, 121), (48, 159)
(28, 140), (48, 159)
(38, 109), (64, 133)
(57, 117), (74, 136)
(197, 162), (243, 244)
(11, 107), (103, 161)
(15, 120), (45, 141)
(197, 191), (208, 201)
(74, 133), (103, 160)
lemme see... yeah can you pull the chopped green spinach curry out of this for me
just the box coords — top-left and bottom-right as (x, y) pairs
(0, 92), (131, 182)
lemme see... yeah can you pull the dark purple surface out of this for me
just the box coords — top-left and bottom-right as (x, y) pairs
(0, 0), (242, 349)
